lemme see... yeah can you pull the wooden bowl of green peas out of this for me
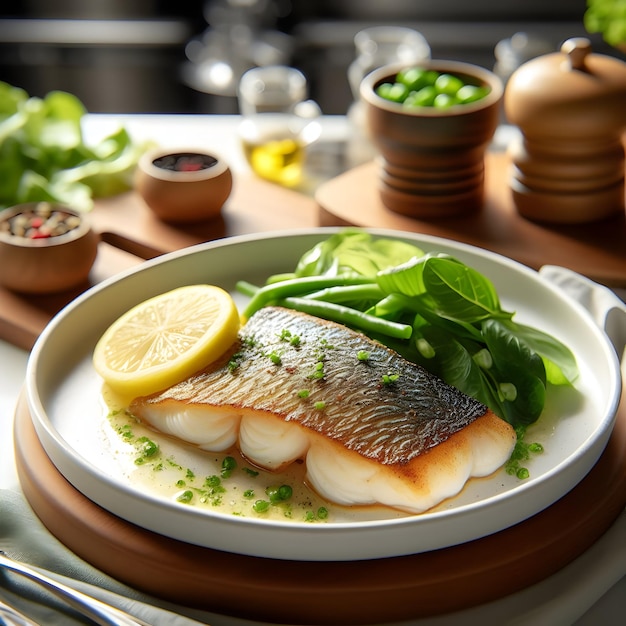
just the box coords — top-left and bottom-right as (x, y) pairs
(360, 61), (503, 218)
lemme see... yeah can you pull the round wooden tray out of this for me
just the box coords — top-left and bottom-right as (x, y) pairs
(14, 387), (626, 625)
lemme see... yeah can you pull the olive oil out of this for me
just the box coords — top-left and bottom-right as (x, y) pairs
(241, 135), (305, 187)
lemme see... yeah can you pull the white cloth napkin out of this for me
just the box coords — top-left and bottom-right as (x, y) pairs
(0, 491), (219, 626)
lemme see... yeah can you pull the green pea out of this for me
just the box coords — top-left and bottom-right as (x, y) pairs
(456, 84), (490, 103)
(253, 499), (270, 513)
(403, 86), (437, 107)
(278, 484), (293, 500)
(376, 82), (409, 103)
(397, 67), (438, 91)
(435, 73), (464, 96)
(377, 68), (489, 108)
(433, 93), (458, 109)
(265, 484), (293, 503)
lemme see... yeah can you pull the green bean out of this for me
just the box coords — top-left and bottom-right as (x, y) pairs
(303, 283), (384, 304)
(266, 272), (297, 284)
(235, 280), (260, 298)
(242, 276), (372, 319)
(279, 297), (413, 340)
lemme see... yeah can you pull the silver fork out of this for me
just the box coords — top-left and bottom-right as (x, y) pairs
(0, 551), (151, 626)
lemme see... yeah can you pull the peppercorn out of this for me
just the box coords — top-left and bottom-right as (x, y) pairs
(2, 202), (82, 240)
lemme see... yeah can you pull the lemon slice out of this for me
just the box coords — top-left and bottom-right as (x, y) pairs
(93, 284), (240, 399)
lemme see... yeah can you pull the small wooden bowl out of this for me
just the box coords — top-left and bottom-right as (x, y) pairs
(361, 61), (503, 219)
(0, 203), (99, 294)
(134, 149), (233, 223)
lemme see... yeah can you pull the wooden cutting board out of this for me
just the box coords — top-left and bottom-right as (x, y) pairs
(14, 384), (626, 625)
(0, 176), (319, 351)
(317, 153), (626, 288)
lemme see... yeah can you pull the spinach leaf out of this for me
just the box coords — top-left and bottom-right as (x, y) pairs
(377, 254), (514, 323)
(295, 228), (424, 278)
(499, 320), (578, 385)
(418, 325), (505, 417)
(482, 319), (547, 425)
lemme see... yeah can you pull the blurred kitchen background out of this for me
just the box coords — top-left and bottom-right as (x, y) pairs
(0, 0), (623, 115)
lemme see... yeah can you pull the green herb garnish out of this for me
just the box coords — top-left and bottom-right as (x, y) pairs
(177, 490), (194, 503)
(267, 351), (282, 365)
(221, 456), (237, 478)
(381, 373), (399, 385)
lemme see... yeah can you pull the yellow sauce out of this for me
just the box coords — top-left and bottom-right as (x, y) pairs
(100, 388), (406, 523)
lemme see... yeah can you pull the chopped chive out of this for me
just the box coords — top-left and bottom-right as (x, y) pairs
(381, 373), (399, 385)
(266, 484), (293, 503)
(221, 456), (237, 478)
(228, 352), (243, 372)
(204, 475), (222, 489)
(268, 351), (282, 365)
(177, 490), (193, 503)
(253, 499), (270, 513)
(309, 362), (325, 379)
(137, 436), (159, 457)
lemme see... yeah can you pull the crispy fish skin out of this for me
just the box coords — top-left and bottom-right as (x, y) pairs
(130, 306), (516, 512)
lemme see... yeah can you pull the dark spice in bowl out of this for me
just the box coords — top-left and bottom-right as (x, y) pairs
(153, 153), (218, 172)
(135, 147), (233, 223)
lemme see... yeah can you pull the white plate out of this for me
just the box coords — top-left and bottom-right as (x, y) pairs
(26, 228), (622, 561)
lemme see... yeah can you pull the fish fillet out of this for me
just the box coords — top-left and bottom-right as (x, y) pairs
(130, 306), (516, 513)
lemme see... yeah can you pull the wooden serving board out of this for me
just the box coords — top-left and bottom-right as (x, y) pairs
(0, 176), (319, 351)
(317, 153), (626, 288)
(13, 384), (626, 625)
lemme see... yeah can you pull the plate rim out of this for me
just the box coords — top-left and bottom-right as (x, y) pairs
(25, 227), (623, 560)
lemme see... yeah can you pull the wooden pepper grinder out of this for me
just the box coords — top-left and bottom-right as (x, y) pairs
(504, 37), (626, 223)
